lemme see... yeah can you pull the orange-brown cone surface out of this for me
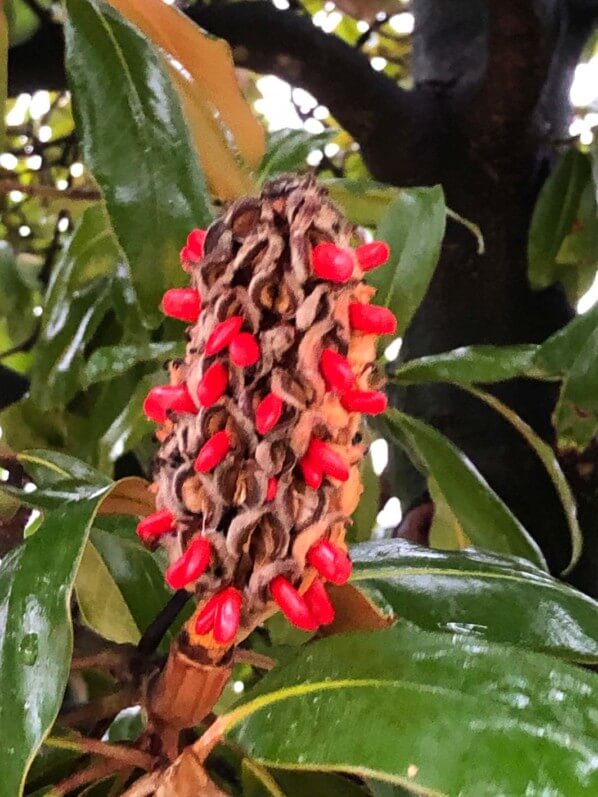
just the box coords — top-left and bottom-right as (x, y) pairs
(142, 174), (391, 646)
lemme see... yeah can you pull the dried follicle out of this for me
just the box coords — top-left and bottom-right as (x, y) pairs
(137, 174), (392, 650)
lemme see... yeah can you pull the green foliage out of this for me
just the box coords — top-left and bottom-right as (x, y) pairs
(553, 320), (598, 450)
(528, 149), (598, 299)
(64, 0), (212, 327)
(0, 489), (111, 797)
(348, 538), (598, 661)
(2, 2), (598, 794)
(29, 206), (118, 409)
(223, 625), (598, 795)
(259, 129), (333, 182)
(370, 185), (446, 335)
(384, 408), (547, 568)
(391, 335), (589, 570)
(393, 344), (546, 385)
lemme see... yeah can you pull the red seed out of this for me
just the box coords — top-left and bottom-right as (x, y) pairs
(256, 393), (283, 435)
(300, 456), (323, 490)
(307, 540), (352, 585)
(331, 549), (352, 585)
(165, 536), (211, 590)
(349, 303), (397, 335)
(341, 389), (388, 415)
(205, 316), (244, 356)
(187, 228), (207, 258)
(230, 333), (260, 367)
(194, 430), (231, 472)
(194, 595), (218, 636)
(266, 477), (278, 501)
(143, 384), (197, 423)
(320, 349), (354, 392)
(179, 245), (195, 265)
(304, 578), (335, 625)
(355, 241), (390, 271)
(136, 509), (174, 543)
(161, 288), (201, 323)
(197, 362), (228, 407)
(312, 243), (353, 283)
(213, 588), (242, 644)
(270, 576), (318, 631)
(306, 438), (349, 482)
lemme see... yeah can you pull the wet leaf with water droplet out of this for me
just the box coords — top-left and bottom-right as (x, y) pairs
(221, 625), (598, 795)
(19, 633), (38, 666)
(0, 478), (141, 797)
(325, 538), (598, 663)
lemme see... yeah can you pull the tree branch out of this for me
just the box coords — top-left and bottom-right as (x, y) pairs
(188, 2), (440, 185)
(6, 1), (439, 184)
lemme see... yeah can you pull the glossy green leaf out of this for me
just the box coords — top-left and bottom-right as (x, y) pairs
(0, 450), (111, 511)
(75, 540), (141, 644)
(370, 186), (446, 335)
(83, 341), (183, 387)
(259, 129), (333, 182)
(64, 0), (212, 326)
(390, 354), (583, 574)
(26, 734), (82, 794)
(29, 206), (119, 410)
(220, 625), (598, 796)
(553, 321), (598, 450)
(323, 179), (398, 227)
(393, 344), (545, 385)
(554, 181), (598, 303)
(463, 386), (582, 576)
(384, 409), (547, 568)
(324, 179), (482, 251)
(427, 476), (469, 550)
(349, 455), (379, 543)
(107, 706), (145, 743)
(346, 538), (598, 662)
(0, 243), (39, 343)
(1, 480), (109, 512)
(5, 0), (42, 46)
(98, 370), (162, 470)
(528, 149), (591, 289)
(18, 449), (111, 489)
(0, 486), (111, 797)
(0, 399), (73, 453)
(536, 302), (598, 375)
(90, 523), (173, 645)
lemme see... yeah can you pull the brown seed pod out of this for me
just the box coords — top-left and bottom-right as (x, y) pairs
(139, 174), (393, 648)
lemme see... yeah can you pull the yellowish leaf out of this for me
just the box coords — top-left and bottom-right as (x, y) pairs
(168, 64), (257, 200)
(98, 476), (155, 517)
(106, 0), (265, 194)
(75, 540), (141, 644)
(428, 476), (471, 551)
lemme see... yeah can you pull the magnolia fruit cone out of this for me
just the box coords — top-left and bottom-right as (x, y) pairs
(138, 174), (392, 649)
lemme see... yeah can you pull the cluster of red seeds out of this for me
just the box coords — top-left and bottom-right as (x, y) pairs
(136, 226), (395, 644)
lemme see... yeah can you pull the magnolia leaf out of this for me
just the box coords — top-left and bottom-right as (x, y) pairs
(106, 0), (265, 171)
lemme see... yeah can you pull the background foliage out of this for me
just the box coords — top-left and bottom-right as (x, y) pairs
(1, 1), (598, 795)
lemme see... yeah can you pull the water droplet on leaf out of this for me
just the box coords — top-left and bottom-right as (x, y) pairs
(20, 633), (38, 665)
